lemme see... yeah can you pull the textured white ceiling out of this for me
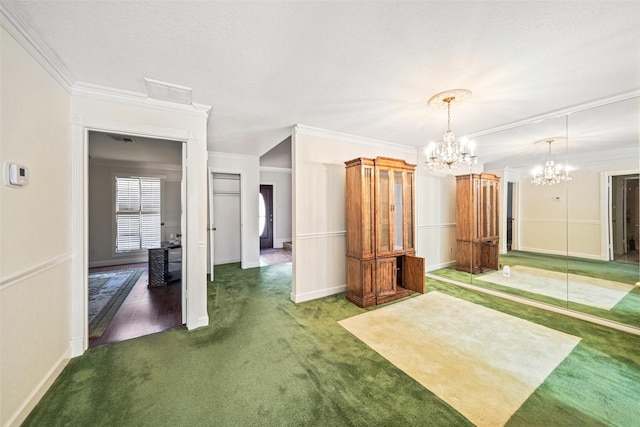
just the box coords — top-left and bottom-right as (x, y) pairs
(5, 1), (640, 168)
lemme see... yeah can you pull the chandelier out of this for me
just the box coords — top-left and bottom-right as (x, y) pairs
(531, 139), (572, 185)
(425, 89), (477, 171)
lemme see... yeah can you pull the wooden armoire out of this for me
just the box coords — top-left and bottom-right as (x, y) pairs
(455, 173), (500, 274)
(345, 157), (425, 308)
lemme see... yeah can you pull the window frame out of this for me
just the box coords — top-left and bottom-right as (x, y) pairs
(112, 174), (164, 256)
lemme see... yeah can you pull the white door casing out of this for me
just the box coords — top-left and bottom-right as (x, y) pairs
(208, 168), (215, 279)
(211, 173), (241, 265)
(70, 116), (209, 356)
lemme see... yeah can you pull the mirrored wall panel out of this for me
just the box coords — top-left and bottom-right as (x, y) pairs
(432, 96), (639, 329)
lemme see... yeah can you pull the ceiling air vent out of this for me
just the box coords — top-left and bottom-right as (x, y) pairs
(144, 77), (192, 105)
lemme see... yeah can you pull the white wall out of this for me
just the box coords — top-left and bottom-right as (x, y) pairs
(519, 175), (570, 256)
(291, 125), (418, 303)
(208, 152), (261, 269)
(88, 159), (182, 267)
(415, 171), (458, 270)
(0, 27), (72, 427)
(260, 167), (292, 248)
(516, 169), (604, 259)
(567, 170), (602, 259)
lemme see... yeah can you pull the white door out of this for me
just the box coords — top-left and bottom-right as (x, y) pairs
(211, 173), (242, 266)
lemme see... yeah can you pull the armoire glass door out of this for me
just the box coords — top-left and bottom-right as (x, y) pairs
(378, 168), (391, 254)
(393, 171), (404, 250)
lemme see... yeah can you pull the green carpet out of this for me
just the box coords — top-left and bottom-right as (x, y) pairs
(88, 268), (145, 338)
(432, 250), (640, 328)
(23, 262), (640, 426)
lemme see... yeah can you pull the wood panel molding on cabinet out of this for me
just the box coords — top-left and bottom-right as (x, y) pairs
(345, 157), (425, 307)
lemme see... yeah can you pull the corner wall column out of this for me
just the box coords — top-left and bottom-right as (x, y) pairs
(70, 118), (87, 357)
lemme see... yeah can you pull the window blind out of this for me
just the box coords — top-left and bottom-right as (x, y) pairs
(116, 177), (161, 252)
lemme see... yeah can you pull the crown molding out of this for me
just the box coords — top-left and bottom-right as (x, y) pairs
(466, 89), (640, 139)
(1, 1), (75, 92)
(1, 3), (212, 117)
(293, 124), (416, 155)
(72, 82), (212, 118)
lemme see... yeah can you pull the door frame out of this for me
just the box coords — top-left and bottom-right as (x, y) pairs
(70, 119), (196, 356)
(499, 169), (520, 255)
(602, 169), (639, 261)
(623, 176), (639, 254)
(208, 169), (245, 271)
(506, 181), (519, 252)
(207, 167), (214, 280)
(260, 183), (276, 249)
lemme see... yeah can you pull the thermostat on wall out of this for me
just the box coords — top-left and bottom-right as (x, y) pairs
(4, 162), (29, 187)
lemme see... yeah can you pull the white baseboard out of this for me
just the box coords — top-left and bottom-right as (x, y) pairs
(187, 314), (209, 330)
(290, 284), (346, 303)
(426, 260), (456, 271)
(213, 258), (241, 266)
(6, 350), (70, 427)
(517, 247), (606, 261)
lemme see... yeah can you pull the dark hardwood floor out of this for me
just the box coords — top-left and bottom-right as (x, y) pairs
(89, 263), (182, 347)
(259, 247), (292, 266)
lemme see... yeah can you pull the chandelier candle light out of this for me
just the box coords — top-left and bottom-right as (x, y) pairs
(531, 139), (572, 185)
(425, 89), (477, 171)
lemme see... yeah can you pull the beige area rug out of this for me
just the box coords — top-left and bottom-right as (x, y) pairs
(479, 265), (634, 310)
(338, 292), (580, 427)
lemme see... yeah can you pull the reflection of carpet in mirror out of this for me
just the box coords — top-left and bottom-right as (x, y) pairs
(479, 265), (634, 310)
(339, 292), (580, 427)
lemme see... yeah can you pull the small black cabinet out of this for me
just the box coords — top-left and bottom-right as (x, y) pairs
(148, 243), (181, 287)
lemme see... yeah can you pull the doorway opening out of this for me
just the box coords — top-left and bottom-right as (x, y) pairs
(506, 182), (514, 251)
(87, 131), (183, 347)
(258, 183), (291, 266)
(611, 174), (639, 264)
